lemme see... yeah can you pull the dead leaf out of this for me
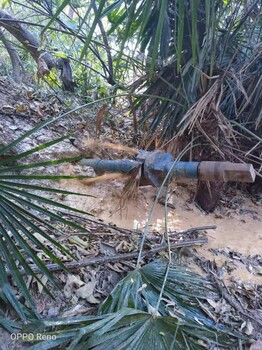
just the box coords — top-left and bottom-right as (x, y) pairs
(15, 104), (28, 113)
(62, 305), (93, 317)
(75, 276), (99, 304)
(207, 298), (219, 309)
(64, 275), (84, 298)
(36, 300), (46, 314)
(36, 274), (48, 294)
(86, 295), (100, 304)
(95, 103), (107, 137)
(244, 320), (254, 335)
(69, 235), (89, 248)
(47, 307), (60, 318)
(37, 104), (44, 116)
(99, 242), (116, 256)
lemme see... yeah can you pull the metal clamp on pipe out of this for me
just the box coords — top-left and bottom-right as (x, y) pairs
(80, 150), (256, 185)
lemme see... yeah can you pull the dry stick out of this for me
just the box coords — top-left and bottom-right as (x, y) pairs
(11, 238), (207, 277)
(60, 212), (136, 236)
(170, 225), (217, 235)
(128, 94), (138, 134)
(61, 213), (216, 239)
(211, 272), (262, 327)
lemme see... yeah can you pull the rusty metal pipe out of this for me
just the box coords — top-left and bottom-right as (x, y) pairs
(198, 161), (256, 183)
(80, 150), (256, 185)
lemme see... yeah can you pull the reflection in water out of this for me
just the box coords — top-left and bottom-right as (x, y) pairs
(133, 214), (182, 232)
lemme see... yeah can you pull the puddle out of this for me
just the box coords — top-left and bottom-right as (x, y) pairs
(58, 173), (262, 255)
(57, 168), (262, 284)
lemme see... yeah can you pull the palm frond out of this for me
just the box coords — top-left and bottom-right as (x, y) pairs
(26, 308), (243, 350)
(0, 128), (95, 317)
(41, 0), (70, 36)
(0, 261), (34, 322)
(99, 260), (218, 315)
(123, 0), (262, 167)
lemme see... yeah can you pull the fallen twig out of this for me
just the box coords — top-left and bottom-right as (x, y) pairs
(148, 225), (216, 243)
(176, 225), (217, 235)
(211, 272), (262, 328)
(11, 238), (208, 276)
(60, 212), (136, 236)
(60, 213), (216, 238)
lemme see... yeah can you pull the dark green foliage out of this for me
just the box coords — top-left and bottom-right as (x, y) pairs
(99, 260), (218, 314)
(25, 261), (244, 349)
(131, 0), (262, 163)
(0, 122), (93, 317)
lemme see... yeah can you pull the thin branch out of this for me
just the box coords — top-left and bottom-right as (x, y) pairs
(0, 29), (23, 83)
(9, 238), (208, 276)
(172, 225), (217, 235)
(211, 271), (262, 328)
(92, 1), (115, 85)
(155, 180), (172, 314)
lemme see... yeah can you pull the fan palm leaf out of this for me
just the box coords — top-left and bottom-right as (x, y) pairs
(25, 308), (243, 349)
(0, 125), (94, 317)
(99, 260), (218, 315)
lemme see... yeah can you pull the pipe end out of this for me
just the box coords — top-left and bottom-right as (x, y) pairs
(199, 162), (256, 183)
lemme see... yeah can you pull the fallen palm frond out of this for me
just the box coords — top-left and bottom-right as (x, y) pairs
(25, 308), (243, 350)
(118, 165), (142, 210)
(0, 261), (35, 322)
(78, 139), (139, 156)
(99, 260), (218, 315)
(25, 261), (245, 349)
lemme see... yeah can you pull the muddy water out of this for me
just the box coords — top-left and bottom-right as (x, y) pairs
(105, 192), (261, 256)
(58, 172), (261, 283)
(58, 175), (261, 255)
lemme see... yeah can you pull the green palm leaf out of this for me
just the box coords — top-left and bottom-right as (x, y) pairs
(26, 308), (243, 349)
(0, 256), (35, 322)
(0, 127), (94, 317)
(79, 0), (107, 62)
(99, 260), (218, 316)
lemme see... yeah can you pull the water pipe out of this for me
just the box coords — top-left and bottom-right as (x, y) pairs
(79, 150), (256, 186)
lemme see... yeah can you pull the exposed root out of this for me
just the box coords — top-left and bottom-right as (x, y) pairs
(118, 165), (142, 210)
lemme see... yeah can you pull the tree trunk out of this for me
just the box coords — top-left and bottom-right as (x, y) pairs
(194, 181), (224, 213)
(0, 29), (23, 83)
(0, 9), (76, 91)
